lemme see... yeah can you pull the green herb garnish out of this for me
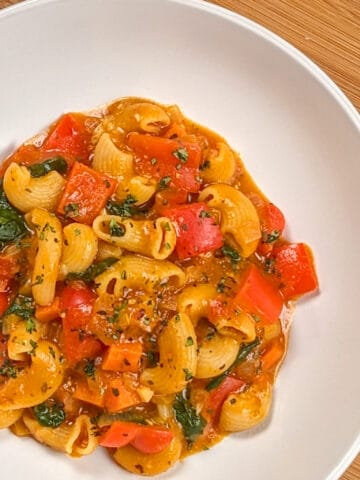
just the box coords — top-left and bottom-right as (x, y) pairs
(67, 257), (118, 283)
(173, 390), (207, 443)
(28, 156), (68, 178)
(109, 218), (126, 237)
(0, 183), (28, 247)
(33, 402), (66, 428)
(173, 147), (188, 163)
(106, 195), (139, 218)
(205, 338), (260, 391)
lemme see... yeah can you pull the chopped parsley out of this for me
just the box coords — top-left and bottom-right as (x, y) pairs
(109, 218), (126, 237)
(83, 359), (96, 379)
(1, 296), (36, 333)
(262, 229), (281, 244)
(199, 210), (211, 219)
(216, 277), (227, 293)
(0, 360), (18, 379)
(159, 176), (172, 189)
(106, 195), (140, 218)
(221, 244), (242, 267)
(172, 147), (188, 163)
(33, 402), (66, 428)
(107, 301), (128, 323)
(199, 160), (210, 170)
(64, 203), (79, 218)
(183, 368), (193, 381)
(185, 336), (194, 347)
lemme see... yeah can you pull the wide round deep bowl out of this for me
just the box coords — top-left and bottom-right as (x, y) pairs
(0, 1), (359, 479)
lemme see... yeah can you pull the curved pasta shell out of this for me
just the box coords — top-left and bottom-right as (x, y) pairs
(93, 132), (134, 178)
(201, 142), (237, 184)
(177, 284), (217, 326)
(0, 409), (23, 429)
(10, 417), (30, 437)
(113, 102), (171, 134)
(7, 316), (41, 361)
(113, 426), (182, 476)
(0, 341), (64, 410)
(27, 208), (63, 305)
(213, 311), (257, 343)
(140, 313), (197, 395)
(198, 184), (261, 257)
(116, 175), (157, 206)
(60, 223), (98, 278)
(3, 162), (65, 213)
(93, 215), (176, 259)
(23, 413), (98, 456)
(219, 377), (272, 432)
(196, 333), (240, 379)
(95, 254), (185, 296)
(96, 240), (123, 261)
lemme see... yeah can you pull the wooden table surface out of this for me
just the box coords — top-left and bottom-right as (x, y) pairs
(0, 0), (359, 478)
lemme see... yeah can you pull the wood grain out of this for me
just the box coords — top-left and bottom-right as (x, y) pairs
(0, 0), (359, 478)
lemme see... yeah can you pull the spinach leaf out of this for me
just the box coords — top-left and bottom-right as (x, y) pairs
(205, 337), (260, 391)
(95, 411), (147, 427)
(33, 402), (65, 428)
(173, 390), (207, 443)
(0, 184), (27, 247)
(28, 156), (68, 178)
(67, 257), (118, 283)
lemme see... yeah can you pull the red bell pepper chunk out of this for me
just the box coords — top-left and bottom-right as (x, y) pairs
(272, 243), (318, 300)
(204, 376), (245, 421)
(42, 113), (92, 163)
(0, 292), (9, 316)
(162, 202), (224, 259)
(233, 264), (283, 324)
(60, 283), (103, 365)
(99, 421), (174, 454)
(257, 203), (285, 256)
(128, 133), (202, 192)
(57, 161), (117, 224)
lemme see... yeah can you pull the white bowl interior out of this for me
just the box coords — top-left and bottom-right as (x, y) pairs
(0, 1), (359, 479)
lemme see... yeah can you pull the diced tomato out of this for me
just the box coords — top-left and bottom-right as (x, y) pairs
(60, 283), (103, 365)
(73, 380), (106, 408)
(99, 421), (139, 448)
(42, 113), (92, 163)
(35, 297), (61, 323)
(104, 378), (141, 412)
(102, 343), (143, 372)
(128, 133), (202, 192)
(99, 421), (174, 454)
(162, 202), (223, 259)
(57, 162), (117, 224)
(257, 203), (285, 256)
(233, 264), (283, 324)
(203, 376), (245, 422)
(272, 243), (318, 300)
(154, 190), (189, 214)
(130, 425), (174, 454)
(0, 292), (9, 316)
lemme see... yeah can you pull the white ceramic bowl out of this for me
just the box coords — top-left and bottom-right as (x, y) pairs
(0, 1), (359, 479)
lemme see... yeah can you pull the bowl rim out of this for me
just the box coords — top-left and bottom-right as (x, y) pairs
(0, 0), (359, 478)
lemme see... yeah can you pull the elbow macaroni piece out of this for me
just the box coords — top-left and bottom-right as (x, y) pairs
(140, 313), (197, 395)
(0, 409), (23, 429)
(93, 132), (134, 179)
(219, 378), (272, 432)
(212, 311), (257, 343)
(23, 414), (98, 456)
(60, 223), (98, 278)
(177, 284), (217, 326)
(198, 184), (261, 257)
(3, 162), (65, 213)
(96, 239), (123, 261)
(0, 341), (64, 410)
(27, 208), (63, 306)
(95, 255), (185, 296)
(195, 333), (240, 379)
(112, 101), (171, 134)
(201, 142), (237, 184)
(93, 133), (156, 204)
(6, 316), (41, 361)
(93, 215), (176, 259)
